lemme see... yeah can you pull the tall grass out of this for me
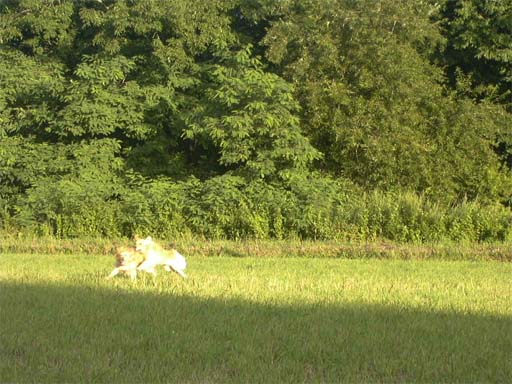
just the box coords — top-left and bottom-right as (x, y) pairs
(0, 234), (511, 261)
(1, 253), (511, 382)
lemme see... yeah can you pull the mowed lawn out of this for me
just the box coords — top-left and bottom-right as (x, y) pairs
(1, 253), (511, 383)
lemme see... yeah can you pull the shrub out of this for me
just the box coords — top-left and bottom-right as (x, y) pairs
(5, 173), (512, 243)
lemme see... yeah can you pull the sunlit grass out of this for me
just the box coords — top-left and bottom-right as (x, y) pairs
(1, 253), (511, 382)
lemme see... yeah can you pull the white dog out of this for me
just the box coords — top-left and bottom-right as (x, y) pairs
(135, 236), (188, 279)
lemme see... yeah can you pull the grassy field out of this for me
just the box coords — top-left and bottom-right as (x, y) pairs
(1, 252), (511, 382)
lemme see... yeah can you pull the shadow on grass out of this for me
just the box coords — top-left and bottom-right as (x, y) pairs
(1, 281), (510, 383)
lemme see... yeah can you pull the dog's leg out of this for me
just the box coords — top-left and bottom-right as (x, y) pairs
(165, 264), (187, 279)
(129, 267), (137, 280)
(108, 265), (137, 280)
(137, 260), (158, 276)
(175, 269), (188, 279)
(136, 259), (152, 271)
(107, 268), (120, 279)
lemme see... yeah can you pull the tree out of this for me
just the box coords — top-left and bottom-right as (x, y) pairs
(252, 0), (511, 201)
(182, 45), (321, 180)
(434, 0), (512, 172)
(0, 0), (510, 237)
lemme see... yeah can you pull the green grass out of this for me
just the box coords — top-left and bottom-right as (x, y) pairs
(1, 252), (511, 382)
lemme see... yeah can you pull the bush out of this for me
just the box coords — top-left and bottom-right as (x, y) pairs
(5, 173), (512, 243)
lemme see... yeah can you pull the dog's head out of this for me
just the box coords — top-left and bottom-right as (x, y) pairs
(135, 236), (153, 252)
(115, 246), (140, 266)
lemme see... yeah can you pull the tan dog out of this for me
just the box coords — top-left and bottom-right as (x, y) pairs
(107, 246), (145, 280)
(135, 236), (188, 278)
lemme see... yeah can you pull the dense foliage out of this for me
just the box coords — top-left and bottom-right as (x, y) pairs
(1, 0), (511, 241)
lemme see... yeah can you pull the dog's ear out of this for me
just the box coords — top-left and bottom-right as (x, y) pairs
(134, 234), (140, 241)
(145, 236), (152, 241)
